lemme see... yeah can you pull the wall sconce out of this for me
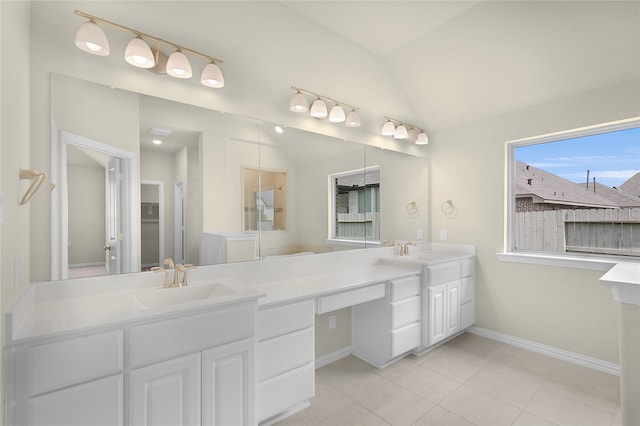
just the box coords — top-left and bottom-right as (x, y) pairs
(381, 117), (429, 145)
(74, 10), (225, 88)
(289, 86), (361, 128)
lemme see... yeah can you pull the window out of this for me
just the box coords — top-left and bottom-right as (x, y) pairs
(330, 167), (380, 243)
(506, 118), (640, 262)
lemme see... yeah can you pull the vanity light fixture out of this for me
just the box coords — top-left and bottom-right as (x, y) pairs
(290, 86), (361, 128)
(381, 116), (429, 145)
(74, 10), (224, 88)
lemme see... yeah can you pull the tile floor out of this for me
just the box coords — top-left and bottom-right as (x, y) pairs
(275, 333), (621, 426)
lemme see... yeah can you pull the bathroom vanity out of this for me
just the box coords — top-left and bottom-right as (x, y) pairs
(4, 244), (475, 426)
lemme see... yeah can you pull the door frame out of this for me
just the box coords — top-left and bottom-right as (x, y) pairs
(52, 131), (139, 279)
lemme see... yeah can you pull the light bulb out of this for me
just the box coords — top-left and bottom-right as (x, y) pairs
(310, 98), (328, 118)
(345, 109), (361, 127)
(381, 120), (395, 136)
(289, 90), (308, 112)
(125, 36), (155, 68)
(201, 62), (224, 88)
(75, 20), (110, 56)
(416, 132), (429, 145)
(394, 125), (408, 139)
(329, 104), (346, 123)
(166, 50), (192, 78)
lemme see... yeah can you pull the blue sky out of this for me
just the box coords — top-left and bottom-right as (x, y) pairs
(516, 127), (640, 188)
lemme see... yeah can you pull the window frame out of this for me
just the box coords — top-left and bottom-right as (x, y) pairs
(500, 117), (640, 270)
(328, 166), (381, 245)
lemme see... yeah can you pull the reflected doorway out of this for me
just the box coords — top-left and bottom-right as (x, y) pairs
(141, 181), (165, 270)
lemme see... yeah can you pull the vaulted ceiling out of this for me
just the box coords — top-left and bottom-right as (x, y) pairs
(281, 1), (639, 131)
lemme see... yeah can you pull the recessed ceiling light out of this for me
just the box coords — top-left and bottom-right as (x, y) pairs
(274, 125), (284, 134)
(152, 139), (163, 145)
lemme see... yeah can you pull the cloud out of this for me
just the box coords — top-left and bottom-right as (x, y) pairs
(562, 169), (640, 182)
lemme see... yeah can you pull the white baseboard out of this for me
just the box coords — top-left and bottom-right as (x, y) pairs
(315, 346), (352, 369)
(468, 326), (620, 376)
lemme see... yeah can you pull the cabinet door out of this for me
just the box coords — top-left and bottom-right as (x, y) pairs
(130, 353), (201, 426)
(428, 284), (447, 345)
(203, 339), (256, 426)
(446, 282), (461, 337)
(27, 375), (123, 426)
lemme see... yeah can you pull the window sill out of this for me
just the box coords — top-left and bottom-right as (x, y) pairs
(496, 251), (635, 271)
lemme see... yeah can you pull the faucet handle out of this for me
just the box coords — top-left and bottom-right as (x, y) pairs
(164, 258), (175, 269)
(151, 266), (171, 288)
(181, 264), (195, 286)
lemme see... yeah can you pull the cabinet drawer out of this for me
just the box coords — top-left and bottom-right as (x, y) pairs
(391, 322), (421, 357)
(257, 362), (315, 423)
(461, 258), (475, 278)
(258, 299), (314, 341)
(391, 296), (421, 329)
(390, 276), (420, 301)
(28, 374), (123, 426)
(130, 302), (255, 368)
(461, 276), (475, 304)
(258, 327), (314, 382)
(25, 330), (123, 397)
(428, 262), (460, 286)
(317, 283), (385, 314)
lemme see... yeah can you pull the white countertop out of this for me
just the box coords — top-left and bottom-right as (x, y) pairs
(5, 244), (474, 344)
(600, 262), (640, 305)
(251, 264), (421, 307)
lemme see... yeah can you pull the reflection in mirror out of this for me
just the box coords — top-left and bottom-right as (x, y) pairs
(49, 74), (429, 281)
(331, 167), (380, 242)
(243, 167), (288, 232)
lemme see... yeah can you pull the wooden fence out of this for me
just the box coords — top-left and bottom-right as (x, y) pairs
(515, 207), (640, 256)
(336, 212), (380, 241)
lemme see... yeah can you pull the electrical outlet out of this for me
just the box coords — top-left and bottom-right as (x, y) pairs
(440, 229), (447, 241)
(329, 314), (336, 330)
(416, 228), (423, 240)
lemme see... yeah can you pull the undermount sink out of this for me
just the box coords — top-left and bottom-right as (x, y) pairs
(133, 282), (237, 309)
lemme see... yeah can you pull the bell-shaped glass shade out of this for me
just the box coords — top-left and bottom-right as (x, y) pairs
(329, 104), (346, 123)
(125, 36), (155, 68)
(289, 91), (308, 112)
(75, 20), (110, 56)
(310, 98), (328, 118)
(345, 109), (361, 127)
(416, 132), (429, 145)
(166, 50), (192, 78)
(394, 125), (408, 139)
(381, 120), (395, 136)
(201, 62), (225, 88)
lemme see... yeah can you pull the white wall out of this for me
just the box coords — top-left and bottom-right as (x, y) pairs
(429, 80), (640, 363)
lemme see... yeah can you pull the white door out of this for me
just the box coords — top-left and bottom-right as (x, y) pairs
(105, 157), (122, 274)
(203, 339), (256, 426)
(428, 284), (447, 345)
(446, 282), (461, 337)
(130, 353), (201, 426)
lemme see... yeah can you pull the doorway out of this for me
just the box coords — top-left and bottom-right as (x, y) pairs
(141, 181), (165, 270)
(54, 131), (139, 280)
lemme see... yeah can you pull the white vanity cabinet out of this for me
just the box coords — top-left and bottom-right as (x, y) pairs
(352, 275), (422, 368)
(256, 299), (315, 424)
(5, 330), (125, 426)
(5, 300), (258, 426)
(424, 257), (476, 347)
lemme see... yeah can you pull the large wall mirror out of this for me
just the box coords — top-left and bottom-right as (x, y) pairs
(48, 73), (429, 280)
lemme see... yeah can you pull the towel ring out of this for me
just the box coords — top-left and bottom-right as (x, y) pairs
(441, 200), (455, 215)
(406, 201), (418, 216)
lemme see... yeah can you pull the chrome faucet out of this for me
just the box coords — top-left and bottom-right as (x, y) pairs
(399, 241), (417, 256)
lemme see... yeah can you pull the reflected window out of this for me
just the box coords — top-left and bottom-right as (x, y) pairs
(243, 167), (288, 231)
(330, 167), (380, 242)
